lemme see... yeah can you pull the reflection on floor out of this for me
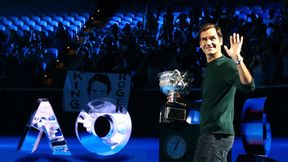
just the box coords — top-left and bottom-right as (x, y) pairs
(0, 136), (287, 162)
(232, 137), (288, 162)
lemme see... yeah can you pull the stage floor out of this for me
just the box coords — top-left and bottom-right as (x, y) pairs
(0, 136), (287, 162)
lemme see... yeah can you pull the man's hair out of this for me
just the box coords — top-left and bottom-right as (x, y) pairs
(87, 73), (112, 96)
(199, 23), (223, 38)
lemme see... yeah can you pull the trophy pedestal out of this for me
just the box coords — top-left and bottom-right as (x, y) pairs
(160, 102), (188, 123)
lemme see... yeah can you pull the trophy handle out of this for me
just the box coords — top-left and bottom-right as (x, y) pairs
(172, 70), (187, 89)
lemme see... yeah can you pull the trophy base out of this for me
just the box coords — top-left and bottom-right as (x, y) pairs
(159, 102), (188, 124)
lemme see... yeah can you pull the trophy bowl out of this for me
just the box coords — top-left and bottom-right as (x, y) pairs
(158, 69), (194, 97)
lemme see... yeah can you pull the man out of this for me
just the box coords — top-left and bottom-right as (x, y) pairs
(87, 73), (112, 101)
(193, 23), (255, 162)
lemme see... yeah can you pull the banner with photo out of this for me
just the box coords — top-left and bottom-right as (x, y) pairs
(63, 71), (131, 113)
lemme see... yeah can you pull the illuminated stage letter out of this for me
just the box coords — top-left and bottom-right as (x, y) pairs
(17, 98), (71, 155)
(241, 97), (271, 156)
(75, 98), (132, 156)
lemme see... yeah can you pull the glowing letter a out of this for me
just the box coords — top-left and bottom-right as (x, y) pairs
(17, 98), (71, 155)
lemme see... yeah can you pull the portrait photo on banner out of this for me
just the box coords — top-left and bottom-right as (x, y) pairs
(63, 70), (131, 113)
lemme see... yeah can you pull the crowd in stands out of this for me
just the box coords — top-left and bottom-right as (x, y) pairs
(1, 1), (288, 89)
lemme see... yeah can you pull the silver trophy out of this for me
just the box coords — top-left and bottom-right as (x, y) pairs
(158, 69), (193, 123)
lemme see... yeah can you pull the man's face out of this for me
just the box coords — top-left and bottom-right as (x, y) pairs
(89, 81), (108, 100)
(200, 28), (223, 57)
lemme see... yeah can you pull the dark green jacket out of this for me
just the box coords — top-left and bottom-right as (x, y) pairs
(200, 55), (255, 135)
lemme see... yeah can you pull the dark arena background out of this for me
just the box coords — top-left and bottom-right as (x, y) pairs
(0, 0), (288, 161)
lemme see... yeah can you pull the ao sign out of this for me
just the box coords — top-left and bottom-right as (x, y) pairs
(17, 98), (132, 156)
